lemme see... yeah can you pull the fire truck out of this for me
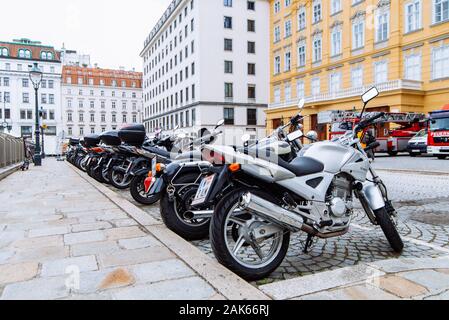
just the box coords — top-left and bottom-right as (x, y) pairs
(428, 105), (449, 160)
(326, 111), (427, 156)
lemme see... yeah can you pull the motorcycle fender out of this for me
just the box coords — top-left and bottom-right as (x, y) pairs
(149, 177), (165, 195)
(134, 167), (152, 177)
(129, 158), (151, 176)
(361, 182), (385, 211)
(204, 166), (229, 204)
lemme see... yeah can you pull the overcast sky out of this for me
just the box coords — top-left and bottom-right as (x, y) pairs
(1, 0), (172, 71)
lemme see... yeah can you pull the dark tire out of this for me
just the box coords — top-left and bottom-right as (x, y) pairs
(92, 165), (106, 183)
(130, 175), (160, 205)
(374, 207), (403, 253)
(437, 155), (447, 160)
(409, 153), (417, 157)
(108, 168), (131, 190)
(388, 151), (398, 157)
(210, 189), (290, 281)
(160, 172), (210, 241)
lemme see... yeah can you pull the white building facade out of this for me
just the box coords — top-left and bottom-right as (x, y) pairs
(141, 0), (270, 145)
(61, 66), (143, 138)
(0, 38), (63, 155)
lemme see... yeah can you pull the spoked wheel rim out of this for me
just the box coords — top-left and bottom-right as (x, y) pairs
(223, 203), (285, 269)
(173, 185), (210, 227)
(112, 170), (131, 187)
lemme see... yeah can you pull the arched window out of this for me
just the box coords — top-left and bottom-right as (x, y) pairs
(25, 50), (31, 59)
(41, 51), (47, 59)
(0, 48), (8, 56)
(19, 49), (25, 58)
(47, 52), (53, 60)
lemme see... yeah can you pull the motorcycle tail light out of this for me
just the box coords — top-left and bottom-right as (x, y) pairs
(202, 150), (225, 165)
(144, 176), (154, 193)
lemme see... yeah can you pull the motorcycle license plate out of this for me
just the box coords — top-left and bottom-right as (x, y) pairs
(191, 175), (215, 206)
(151, 158), (157, 177)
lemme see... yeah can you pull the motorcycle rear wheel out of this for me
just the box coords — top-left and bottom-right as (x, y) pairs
(108, 168), (132, 189)
(374, 207), (404, 253)
(210, 189), (290, 281)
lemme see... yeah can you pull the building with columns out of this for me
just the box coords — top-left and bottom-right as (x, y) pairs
(266, 0), (449, 140)
(141, 0), (270, 145)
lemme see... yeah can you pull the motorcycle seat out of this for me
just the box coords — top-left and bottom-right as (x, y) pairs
(142, 145), (171, 159)
(277, 156), (324, 177)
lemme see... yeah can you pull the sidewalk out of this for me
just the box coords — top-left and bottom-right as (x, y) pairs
(0, 159), (266, 300)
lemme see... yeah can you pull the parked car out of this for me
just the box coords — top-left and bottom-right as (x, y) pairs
(407, 129), (428, 157)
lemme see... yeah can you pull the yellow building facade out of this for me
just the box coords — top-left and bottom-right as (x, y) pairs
(267, 0), (449, 139)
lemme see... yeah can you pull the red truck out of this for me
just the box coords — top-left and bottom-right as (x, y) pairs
(327, 111), (426, 156)
(428, 105), (449, 160)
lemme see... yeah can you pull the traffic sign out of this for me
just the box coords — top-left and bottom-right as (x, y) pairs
(1, 122), (8, 129)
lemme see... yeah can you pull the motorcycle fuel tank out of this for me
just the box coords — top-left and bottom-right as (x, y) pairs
(300, 141), (358, 174)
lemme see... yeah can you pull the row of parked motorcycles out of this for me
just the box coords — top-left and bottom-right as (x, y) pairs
(66, 87), (403, 281)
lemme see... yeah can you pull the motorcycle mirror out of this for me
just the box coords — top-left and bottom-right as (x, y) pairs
(216, 119), (225, 128)
(298, 98), (305, 110)
(241, 134), (251, 143)
(361, 87), (379, 104)
(305, 131), (318, 142)
(287, 130), (303, 142)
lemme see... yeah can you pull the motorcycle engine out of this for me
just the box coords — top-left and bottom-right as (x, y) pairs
(326, 175), (353, 227)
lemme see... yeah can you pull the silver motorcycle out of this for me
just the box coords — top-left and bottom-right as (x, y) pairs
(204, 87), (403, 281)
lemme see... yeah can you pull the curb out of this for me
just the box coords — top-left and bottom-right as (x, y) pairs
(67, 162), (270, 300)
(0, 163), (22, 182)
(376, 168), (449, 176)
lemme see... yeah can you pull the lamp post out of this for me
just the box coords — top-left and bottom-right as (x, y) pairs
(40, 107), (46, 159)
(29, 63), (43, 166)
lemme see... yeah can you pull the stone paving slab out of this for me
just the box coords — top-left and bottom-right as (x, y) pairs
(0, 159), (267, 300)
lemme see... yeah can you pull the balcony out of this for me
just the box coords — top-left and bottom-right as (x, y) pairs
(269, 80), (423, 110)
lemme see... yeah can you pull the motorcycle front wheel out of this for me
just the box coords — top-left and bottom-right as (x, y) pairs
(130, 175), (160, 205)
(374, 207), (404, 253)
(210, 189), (290, 281)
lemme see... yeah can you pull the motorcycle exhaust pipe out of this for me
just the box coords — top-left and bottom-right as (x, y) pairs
(238, 192), (304, 231)
(183, 208), (243, 221)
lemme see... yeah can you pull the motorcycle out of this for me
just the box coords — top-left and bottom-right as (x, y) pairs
(198, 87), (403, 281)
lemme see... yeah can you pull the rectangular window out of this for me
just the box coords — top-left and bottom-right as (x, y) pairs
(248, 41), (256, 54)
(274, 26), (281, 42)
(374, 61), (388, 83)
(331, 27), (342, 56)
(248, 63), (256, 75)
(351, 67), (364, 88)
(298, 42), (306, 67)
(225, 60), (233, 73)
(375, 10), (390, 42)
(274, 87), (281, 103)
(352, 19), (365, 49)
(248, 85), (256, 99)
(434, 0), (449, 23)
(224, 16), (233, 29)
(284, 51), (291, 71)
(225, 83), (233, 98)
(311, 78), (320, 95)
(284, 84), (291, 101)
(274, 0), (280, 13)
(274, 56), (281, 74)
(285, 20), (292, 37)
(224, 108), (235, 125)
(298, 7), (306, 30)
(405, 0), (421, 33)
(405, 54), (422, 80)
(248, 20), (255, 32)
(22, 93), (29, 103)
(247, 109), (257, 125)
(224, 38), (233, 51)
(331, 0), (341, 14)
(432, 45), (449, 79)
(224, 0), (232, 7)
(296, 80), (305, 99)
(329, 73), (342, 93)
(247, 1), (255, 10)
(313, 0), (322, 23)
(313, 36), (322, 62)
(22, 79), (29, 88)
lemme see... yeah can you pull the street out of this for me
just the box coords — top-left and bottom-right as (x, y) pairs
(111, 156), (449, 285)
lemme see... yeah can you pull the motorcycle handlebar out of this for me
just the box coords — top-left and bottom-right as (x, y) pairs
(355, 112), (386, 132)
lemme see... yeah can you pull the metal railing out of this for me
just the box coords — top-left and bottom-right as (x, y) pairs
(0, 133), (25, 169)
(269, 79), (424, 109)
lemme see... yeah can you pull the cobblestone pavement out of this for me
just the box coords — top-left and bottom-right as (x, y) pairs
(112, 165), (449, 286)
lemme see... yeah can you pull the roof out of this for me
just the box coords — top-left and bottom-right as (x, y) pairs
(62, 66), (142, 89)
(0, 38), (61, 62)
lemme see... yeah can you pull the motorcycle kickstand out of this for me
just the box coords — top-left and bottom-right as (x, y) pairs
(303, 234), (315, 254)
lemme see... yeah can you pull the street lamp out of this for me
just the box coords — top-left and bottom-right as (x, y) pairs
(40, 106), (46, 159)
(29, 62), (43, 166)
